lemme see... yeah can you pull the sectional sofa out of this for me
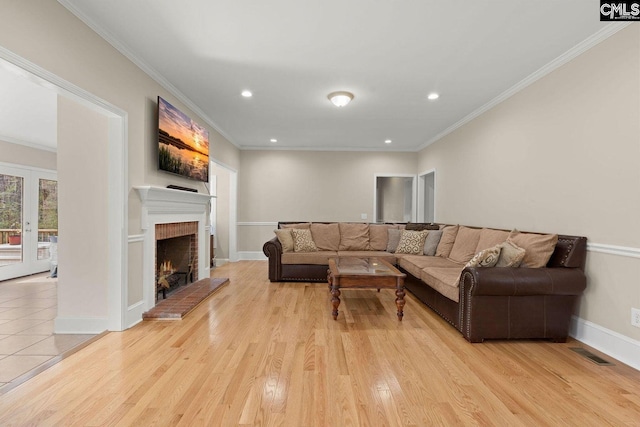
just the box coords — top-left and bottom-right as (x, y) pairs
(263, 222), (587, 342)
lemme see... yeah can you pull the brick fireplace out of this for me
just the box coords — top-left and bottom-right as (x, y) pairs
(155, 222), (198, 297)
(135, 186), (213, 310)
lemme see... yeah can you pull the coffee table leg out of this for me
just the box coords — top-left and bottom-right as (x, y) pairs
(395, 285), (405, 321)
(331, 286), (341, 320)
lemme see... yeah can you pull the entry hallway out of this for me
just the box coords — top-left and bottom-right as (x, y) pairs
(0, 261), (639, 425)
(0, 273), (94, 391)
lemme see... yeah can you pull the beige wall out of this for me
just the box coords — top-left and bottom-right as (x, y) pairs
(0, 1), (239, 327)
(0, 140), (57, 170)
(57, 96), (109, 319)
(417, 26), (640, 341)
(238, 150), (417, 252)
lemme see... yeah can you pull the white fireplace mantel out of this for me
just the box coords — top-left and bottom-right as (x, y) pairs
(134, 185), (215, 230)
(134, 185), (214, 312)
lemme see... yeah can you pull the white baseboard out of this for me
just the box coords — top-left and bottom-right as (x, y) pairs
(238, 251), (267, 261)
(570, 316), (640, 371)
(126, 301), (145, 329)
(54, 316), (109, 334)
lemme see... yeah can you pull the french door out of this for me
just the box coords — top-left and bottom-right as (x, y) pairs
(0, 164), (57, 281)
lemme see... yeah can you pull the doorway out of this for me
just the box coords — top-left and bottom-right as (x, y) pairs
(417, 170), (436, 223)
(0, 164), (57, 281)
(374, 174), (416, 223)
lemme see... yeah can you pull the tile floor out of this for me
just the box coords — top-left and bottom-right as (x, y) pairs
(0, 273), (95, 390)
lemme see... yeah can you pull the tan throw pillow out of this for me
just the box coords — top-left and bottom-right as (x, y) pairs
(274, 229), (294, 253)
(291, 229), (318, 252)
(435, 225), (459, 258)
(310, 223), (340, 251)
(465, 245), (502, 268)
(395, 230), (429, 255)
(508, 229), (558, 268)
(423, 230), (442, 256)
(338, 223), (370, 250)
(448, 226), (482, 264)
(386, 229), (402, 253)
(495, 240), (526, 267)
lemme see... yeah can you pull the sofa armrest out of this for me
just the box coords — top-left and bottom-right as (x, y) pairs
(460, 267), (587, 297)
(459, 267), (587, 342)
(263, 236), (283, 282)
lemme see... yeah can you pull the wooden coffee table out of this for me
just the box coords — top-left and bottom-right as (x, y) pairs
(327, 257), (407, 321)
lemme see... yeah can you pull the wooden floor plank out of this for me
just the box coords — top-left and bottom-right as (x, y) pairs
(0, 260), (639, 426)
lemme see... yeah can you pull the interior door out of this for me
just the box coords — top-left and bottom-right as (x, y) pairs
(0, 164), (57, 281)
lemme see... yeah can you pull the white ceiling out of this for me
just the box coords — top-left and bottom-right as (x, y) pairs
(2, 1), (619, 152)
(0, 60), (57, 151)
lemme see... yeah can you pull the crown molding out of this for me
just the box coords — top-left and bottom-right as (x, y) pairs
(0, 133), (56, 153)
(57, 0), (240, 149)
(416, 22), (631, 152)
(240, 144), (415, 152)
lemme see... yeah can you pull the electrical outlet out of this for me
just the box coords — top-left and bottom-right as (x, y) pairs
(632, 308), (640, 328)
(361, 213), (367, 220)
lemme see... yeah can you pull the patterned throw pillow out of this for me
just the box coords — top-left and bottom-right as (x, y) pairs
(465, 245), (502, 268)
(274, 229), (294, 252)
(495, 240), (526, 267)
(291, 228), (318, 252)
(395, 230), (429, 255)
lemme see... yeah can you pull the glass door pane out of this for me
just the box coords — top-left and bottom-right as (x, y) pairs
(0, 173), (24, 267)
(37, 179), (58, 260)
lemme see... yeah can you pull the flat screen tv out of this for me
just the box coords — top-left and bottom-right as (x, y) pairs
(157, 96), (209, 182)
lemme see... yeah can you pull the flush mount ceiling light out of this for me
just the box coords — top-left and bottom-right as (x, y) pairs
(384, 139), (392, 144)
(241, 90), (253, 98)
(328, 91), (354, 107)
(427, 92), (439, 101)
(270, 138), (277, 143)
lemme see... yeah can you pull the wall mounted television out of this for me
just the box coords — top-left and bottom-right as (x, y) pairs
(157, 96), (209, 182)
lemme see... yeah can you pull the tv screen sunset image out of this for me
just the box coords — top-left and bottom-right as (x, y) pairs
(158, 96), (209, 182)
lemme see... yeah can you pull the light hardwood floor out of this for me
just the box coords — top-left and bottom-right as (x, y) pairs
(0, 260), (639, 426)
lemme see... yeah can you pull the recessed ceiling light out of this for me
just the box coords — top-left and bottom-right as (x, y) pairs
(241, 90), (252, 98)
(427, 92), (439, 100)
(270, 138), (277, 143)
(384, 139), (392, 144)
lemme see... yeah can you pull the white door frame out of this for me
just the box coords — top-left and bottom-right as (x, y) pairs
(0, 47), (128, 332)
(417, 169), (436, 223)
(210, 159), (238, 263)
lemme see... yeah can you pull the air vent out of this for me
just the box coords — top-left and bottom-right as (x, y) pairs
(570, 347), (614, 366)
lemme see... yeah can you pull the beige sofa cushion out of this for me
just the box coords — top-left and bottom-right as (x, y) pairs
(435, 225), (459, 258)
(398, 255), (460, 280)
(337, 251), (397, 264)
(421, 266), (464, 303)
(274, 229), (294, 253)
(310, 223), (340, 251)
(475, 228), (509, 252)
(369, 224), (395, 251)
(495, 240), (526, 267)
(282, 251), (337, 265)
(448, 226), (482, 264)
(339, 223), (370, 250)
(395, 230), (429, 255)
(291, 229), (318, 252)
(281, 222), (310, 229)
(507, 230), (558, 268)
